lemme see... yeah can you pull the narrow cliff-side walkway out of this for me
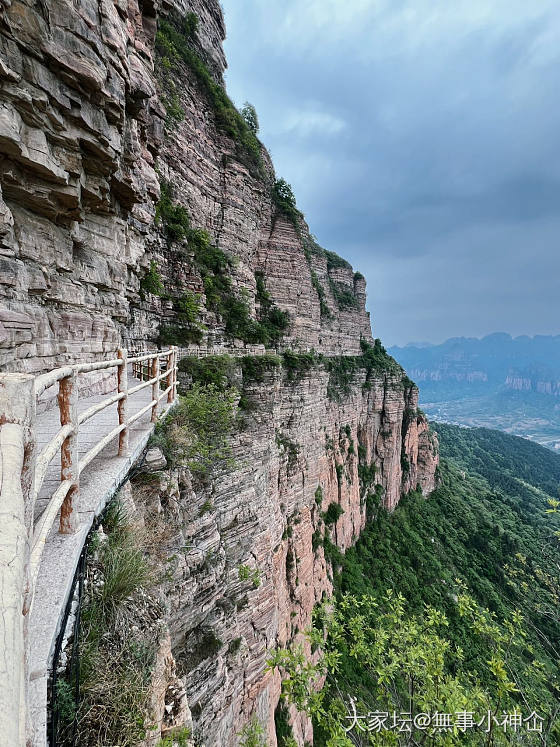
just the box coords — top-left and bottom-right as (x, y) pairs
(28, 372), (173, 744)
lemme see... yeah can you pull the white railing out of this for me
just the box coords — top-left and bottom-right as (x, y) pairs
(29, 347), (178, 589)
(0, 346), (177, 745)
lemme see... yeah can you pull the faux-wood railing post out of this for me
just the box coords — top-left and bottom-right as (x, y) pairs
(117, 348), (129, 456)
(151, 354), (159, 423)
(167, 349), (174, 403)
(172, 346), (178, 401)
(0, 374), (36, 746)
(58, 372), (78, 534)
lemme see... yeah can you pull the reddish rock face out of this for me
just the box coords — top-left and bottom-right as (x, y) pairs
(0, 0), (374, 369)
(134, 362), (438, 745)
(1, 0), (438, 743)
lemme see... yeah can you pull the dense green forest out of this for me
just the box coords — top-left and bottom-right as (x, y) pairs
(271, 425), (560, 745)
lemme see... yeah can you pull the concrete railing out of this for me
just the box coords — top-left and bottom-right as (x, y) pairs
(0, 347), (178, 746)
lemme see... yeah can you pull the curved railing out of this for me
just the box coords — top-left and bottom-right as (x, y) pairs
(28, 347), (178, 599)
(0, 346), (179, 746)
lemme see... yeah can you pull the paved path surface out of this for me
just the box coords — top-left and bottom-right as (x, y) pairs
(28, 365), (174, 745)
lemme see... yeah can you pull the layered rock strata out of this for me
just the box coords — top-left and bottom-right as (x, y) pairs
(0, 0), (439, 744)
(129, 359), (437, 745)
(0, 0), (371, 373)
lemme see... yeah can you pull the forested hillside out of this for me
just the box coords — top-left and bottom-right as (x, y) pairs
(271, 425), (560, 745)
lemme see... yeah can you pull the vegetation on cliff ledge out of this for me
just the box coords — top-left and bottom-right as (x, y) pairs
(151, 382), (237, 475)
(326, 337), (406, 401)
(176, 341), (406, 401)
(54, 501), (160, 746)
(155, 13), (263, 176)
(154, 180), (289, 346)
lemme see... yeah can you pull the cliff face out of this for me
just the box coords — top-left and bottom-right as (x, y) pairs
(505, 373), (560, 396)
(0, 0), (438, 744)
(131, 361), (437, 745)
(0, 0), (162, 370)
(0, 0), (371, 371)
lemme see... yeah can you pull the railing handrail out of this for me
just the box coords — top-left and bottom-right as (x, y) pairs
(33, 348), (176, 397)
(27, 346), (178, 597)
(0, 348), (179, 743)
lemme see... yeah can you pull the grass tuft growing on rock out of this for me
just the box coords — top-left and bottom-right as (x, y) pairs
(55, 499), (158, 747)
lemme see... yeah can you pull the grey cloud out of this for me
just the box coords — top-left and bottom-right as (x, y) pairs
(221, 0), (560, 345)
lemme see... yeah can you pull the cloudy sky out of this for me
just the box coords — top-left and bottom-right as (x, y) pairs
(220, 0), (560, 346)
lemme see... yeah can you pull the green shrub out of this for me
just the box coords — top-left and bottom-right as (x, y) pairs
(238, 564), (261, 588)
(150, 383), (237, 474)
(323, 502), (344, 526)
(155, 181), (191, 243)
(241, 354), (282, 382)
(158, 290), (203, 346)
(335, 464), (344, 483)
(238, 717), (267, 747)
(173, 291), (200, 324)
(156, 16), (263, 176)
(314, 485), (323, 506)
(272, 178), (300, 225)
(358, 461), (376, 495)
(253, 271), (290, 344)
(158, 324), (203, 346)
(260, 306), (290, 343)
(240, 101), (259, 134)
(255, 270), (271, 309)
(158, 727), (192, 746)
(366, 484), (384, 520)
(54, 680), (76, 728)
(178, 354), (237, 390)
(182, 11), (198, 38)
(324, 249), (352, 270)
(281, 350), (321, 382)
(322, 534), (343, 565)
(140, 260), (164, 298)
(312, 529), (323, 553)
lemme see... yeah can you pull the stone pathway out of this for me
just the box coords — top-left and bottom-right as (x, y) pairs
(28, 365), (174, 746)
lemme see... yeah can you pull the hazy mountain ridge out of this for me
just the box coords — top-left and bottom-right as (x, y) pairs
(389, 333), (560, 451)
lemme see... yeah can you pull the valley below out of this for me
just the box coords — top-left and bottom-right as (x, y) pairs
(390, 333), (560, 452)
(422, 392), (560, 451)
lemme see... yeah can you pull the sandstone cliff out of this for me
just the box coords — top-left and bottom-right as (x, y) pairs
(127, 356), (437, 745)
(0, 0), (371, 371)
(0, 0), (438, 744)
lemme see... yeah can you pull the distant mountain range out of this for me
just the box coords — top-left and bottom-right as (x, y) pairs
(389, 333), (560, 451)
